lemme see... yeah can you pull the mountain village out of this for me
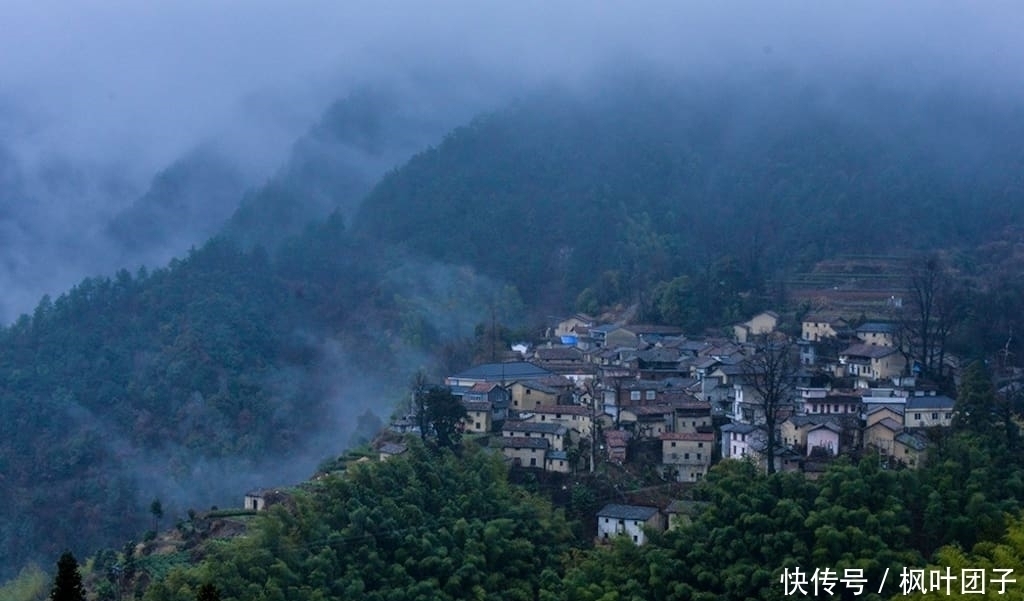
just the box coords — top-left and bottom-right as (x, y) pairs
(350, 301), (958, 545)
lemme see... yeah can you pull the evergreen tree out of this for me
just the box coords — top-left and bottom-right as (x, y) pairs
(49, 551), (85, 601)
(423, 385), (467, 450)
(195, 583), (221, 601)
(151, 498), (164, 534)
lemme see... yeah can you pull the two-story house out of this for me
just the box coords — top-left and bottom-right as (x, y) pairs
(660, 431), (714, 481)
(596, 504), (665, 545)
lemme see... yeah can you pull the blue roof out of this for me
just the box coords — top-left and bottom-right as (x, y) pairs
(905, 395), (956, 411)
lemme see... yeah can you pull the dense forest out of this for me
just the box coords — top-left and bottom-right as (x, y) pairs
(69, 382), (1024, 600)
(4, 71), (1024, 585)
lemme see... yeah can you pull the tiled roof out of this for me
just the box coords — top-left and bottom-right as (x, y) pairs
(895, 432), (928, 451)
(841, 344), (898, 359)
(495, 437), (549, 450)
(451, 362), (553, 381)
(503, 421), (568, 435)
(873, 417), (904, 432)
(597, 503), (660, 521)
(905, 395), (956, 411)
(529, 405), (591, 416)
(462, 400), (492, 412)
(379, 443), (408, 455)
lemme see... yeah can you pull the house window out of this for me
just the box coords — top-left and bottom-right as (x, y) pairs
(475, 422), (481, 430)
(646, 390), (656, 400)
(945, 412), (952, 419)
(525, 389), (531, 395)
(698, 442), (704, 448)
(914, 413), (922, 420)
(530, 457), (537, 467)
(633, 535), (639, 543)
(684, 453), (690, 460)
(630, 391), (641, 401)
(697, 453), (702, 460)
(931, 413), (938, 420)
(671, 442), (677, 447)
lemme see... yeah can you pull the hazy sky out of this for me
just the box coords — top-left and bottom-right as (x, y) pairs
(2, 1), (1020, 172)
(0, 1), (1023, 321)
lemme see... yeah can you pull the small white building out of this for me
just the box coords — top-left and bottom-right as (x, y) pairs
(596, 504), (665, 545)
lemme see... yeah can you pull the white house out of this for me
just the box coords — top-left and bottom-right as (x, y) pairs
(596, 504), (665, 545)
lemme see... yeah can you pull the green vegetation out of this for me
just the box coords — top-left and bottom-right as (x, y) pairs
(143, 442), (574, 601)
(6, 73), (1024, 587)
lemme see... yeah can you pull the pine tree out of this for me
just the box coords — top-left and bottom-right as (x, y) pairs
(196, 583), (221, 601)
(49, 551), (86, 601)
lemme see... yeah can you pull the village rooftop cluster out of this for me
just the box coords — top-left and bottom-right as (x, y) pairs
(378, 309), (961, 544)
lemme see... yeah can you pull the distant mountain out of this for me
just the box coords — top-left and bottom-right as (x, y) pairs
(354, 74), (1024, 310)
(223, 86), (484, 250)
(5, 69), (1024, 582)
(105, 145), (247, 265)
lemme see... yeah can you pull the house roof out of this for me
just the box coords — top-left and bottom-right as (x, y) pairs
(469, 382), (504, 393)
(905, 395), (956, 411)
(530, 405), (591, 416)
(622, 324), (685, 336)
(379, 443), (408, 455)
(807, 422), (843, 434)
(720, 422), (759, 434)
(597, 503), (660, 521)
(450, 362), (552, 381)
(503, 421), (568, 436)
(857, 322), (896, 334)
(627, 405), (676, 417)
(462, 400), (492, 412)
(546, 450), (568, 461)
(785, 414), (841, 428)
(637, 348), (683, 363)
(536, 346), (583, 361)
(803, 312), (848, 325)
(841, 344), (898, 359)
(873, 417), (904, 432)
(494, 436), (549, 450)
(895, 432), (928, 451)
(866, 404), (905, 416)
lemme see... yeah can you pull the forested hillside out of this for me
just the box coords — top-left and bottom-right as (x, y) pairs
(5, 71), (1024, 583)
(355, 75), (1024, 316)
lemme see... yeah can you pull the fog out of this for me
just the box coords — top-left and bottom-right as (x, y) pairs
(1, 2), (1022, 322)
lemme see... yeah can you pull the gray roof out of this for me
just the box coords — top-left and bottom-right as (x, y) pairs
(546, 450), (568, 461)
(379, 443), (408, 455)
(503, 421), (568, 436)
(451, 362), (553, 381)
(905, 395), (956, 411)
(598, 503), (660, 521)
(874, 417), (904, 432)
(841, 343), (898, 359)
(895, 432), (928, 451)
(786, 414), (841, 428)
(857, 322), (896, 334)
(721, 422), (759, 434)
(495, 437), (549, 450)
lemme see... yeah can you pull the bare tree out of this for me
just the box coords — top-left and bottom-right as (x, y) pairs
(901, 255), (969, 384)
(742, 336), (798, 474)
